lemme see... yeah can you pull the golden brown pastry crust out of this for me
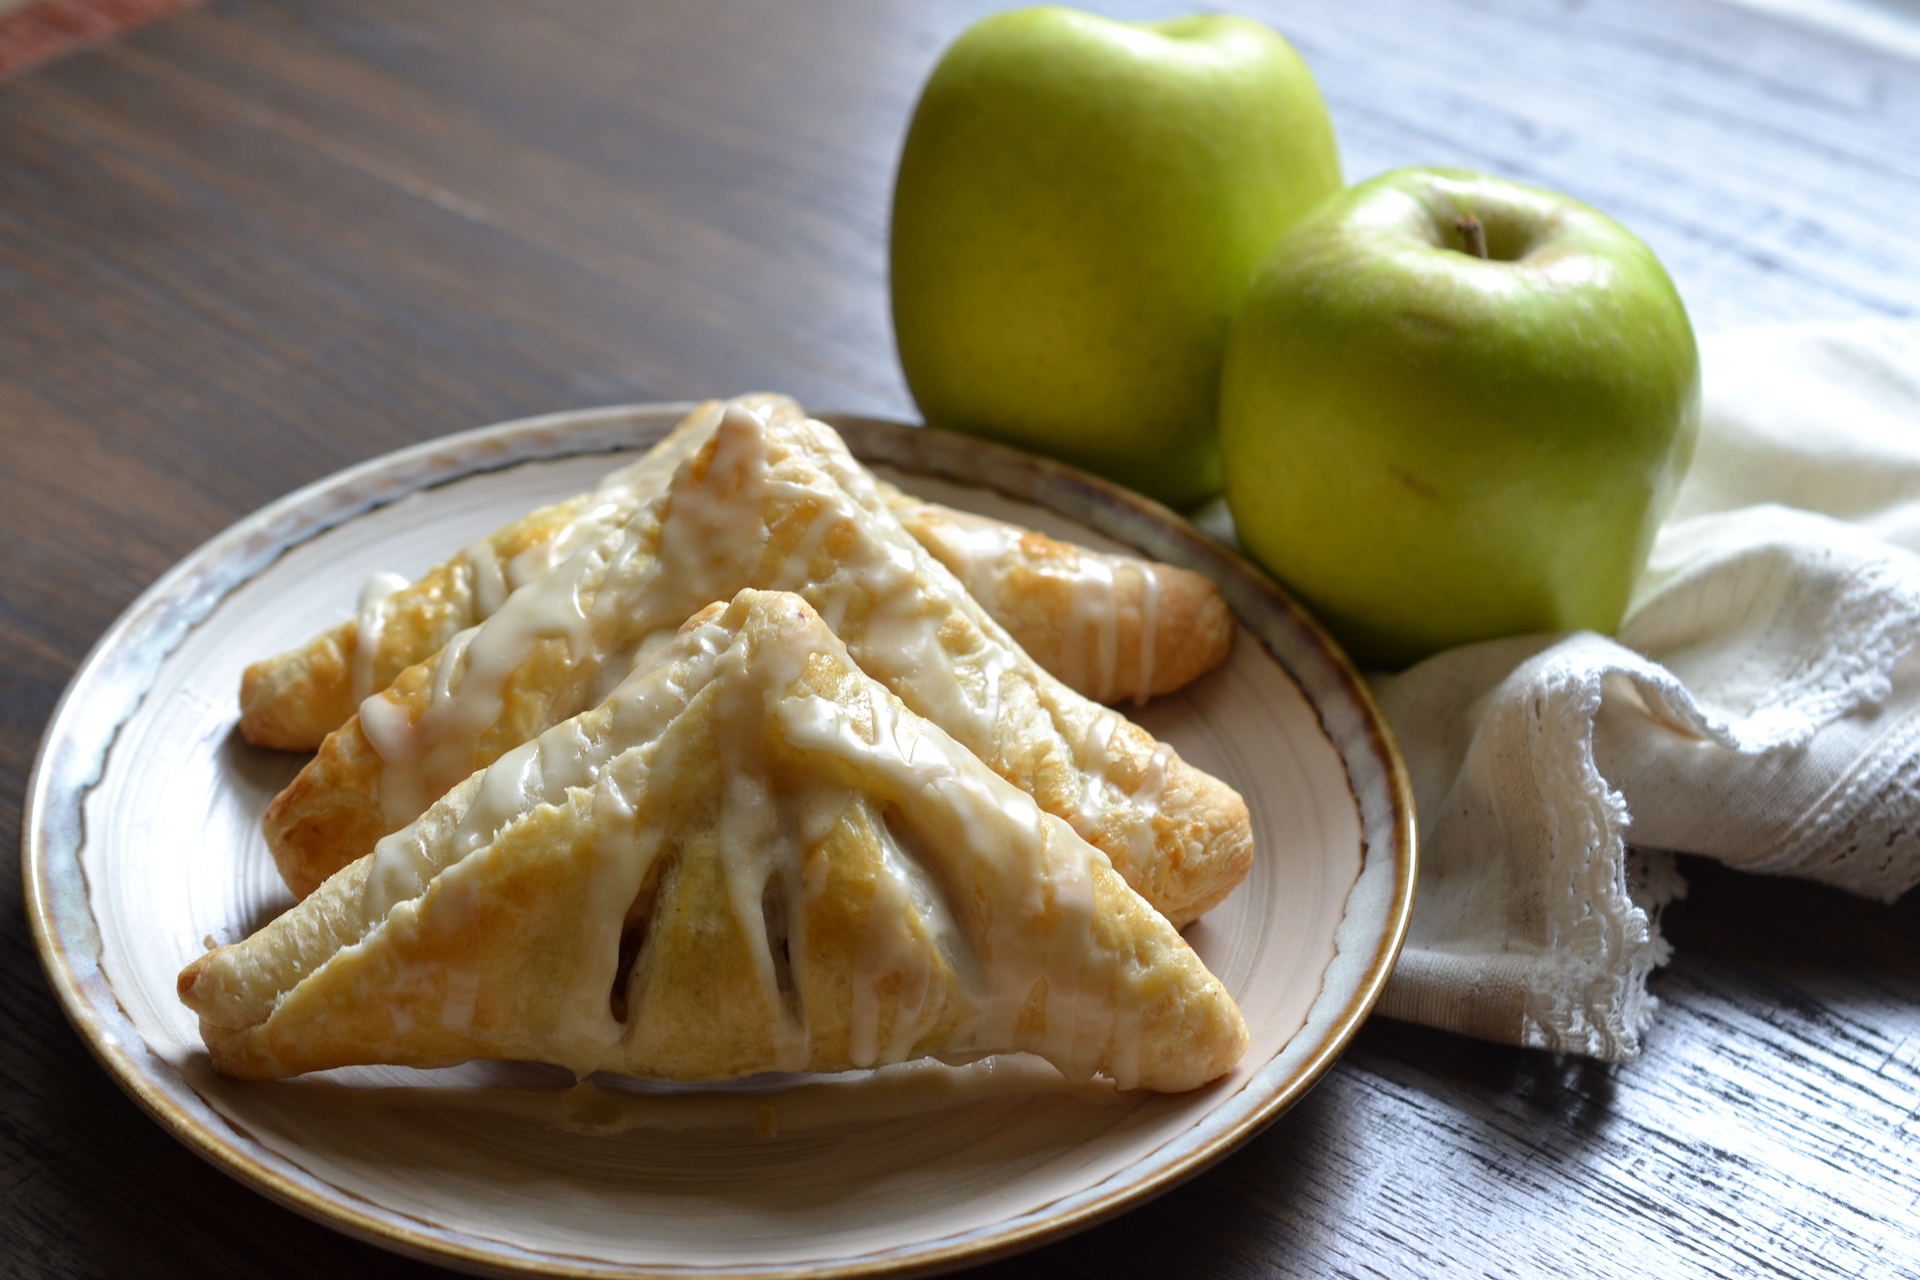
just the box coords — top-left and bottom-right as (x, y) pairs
(895, 501), (1234, 705)
(186, 591), (1249, 1091)
(238, 494), (594, 751)
(235, 393), (747, 751)
(264, 404), (1251, 929)
(237, 396), (1235, 749)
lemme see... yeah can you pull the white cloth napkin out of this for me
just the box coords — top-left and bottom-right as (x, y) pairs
(1367, 321), (1920, 1061)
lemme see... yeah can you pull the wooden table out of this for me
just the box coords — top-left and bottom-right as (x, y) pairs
(3, 2), (1916, 1276)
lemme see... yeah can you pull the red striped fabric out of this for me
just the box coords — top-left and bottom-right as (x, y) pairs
(0, 0), (204, 79)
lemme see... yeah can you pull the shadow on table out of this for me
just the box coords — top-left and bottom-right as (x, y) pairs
(1661, 852), (1919, 976)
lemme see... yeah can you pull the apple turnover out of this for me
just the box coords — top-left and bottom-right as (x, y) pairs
(238, 395), (1232, 750)
(896, 498), (1234, 705)
(236, 396), (742, 751)
(264, 402), (1253, 929)
(183, 591), (1249, 1090)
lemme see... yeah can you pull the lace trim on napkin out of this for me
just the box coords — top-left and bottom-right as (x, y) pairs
(1374, 536), (1920, 1060)
(1372, 637), (1688, 1062)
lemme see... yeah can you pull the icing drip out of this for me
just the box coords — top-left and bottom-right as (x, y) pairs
(777, 681), (1126, 1083)
(849, 819), (951, 1068)
(348, 396), (763, 827)
(1132, 563), (1162, 707)
(1069, 554), (1120, 703)
(357, 611), (740, 1070)
(502, 398), (730, 593)
(902, 504), (1171, 705)
(1072, 713), (1121, 839)
(340, 592), (1154, 1085)
(701, 609), (814, 1071)
(353, 401), (1180, 944)
(350, 572), (411, 704)
(465, 537), (510, 619)
(1124, 742), (1174, 872)
(359, 526), (604, 827)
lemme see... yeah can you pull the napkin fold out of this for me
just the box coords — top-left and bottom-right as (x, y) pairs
(1369, 321), (1920, 1061)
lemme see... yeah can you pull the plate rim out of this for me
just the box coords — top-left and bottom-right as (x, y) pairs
(22, 403), (1417, 1279)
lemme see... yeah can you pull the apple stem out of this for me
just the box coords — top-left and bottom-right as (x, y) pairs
(1456, 214), (1489, 260)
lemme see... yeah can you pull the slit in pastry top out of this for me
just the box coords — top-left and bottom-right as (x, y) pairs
(264, 402), (1252, 928)
(183, 590), (1250, 1091)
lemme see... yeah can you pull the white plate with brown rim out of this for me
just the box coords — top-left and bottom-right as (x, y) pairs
(24, 404), (1415, 1278)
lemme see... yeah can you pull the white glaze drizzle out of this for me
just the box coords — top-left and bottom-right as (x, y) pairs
(465, 537), (510, 619)
(703, 608), (813, 1072)
(352, 400), (735, 706)
(502, 399), (729, 591)
(354, 401), (1175, 934)
(1070, 553), (1120, 703)
(334, 591), (1152, 1085)
(848, 819), (950, 1068)
(1124, 742), (1175, 873)
(359, 526), (604, 827)
(901, 504), (1172, 705)
(354, 612), (731, 1070)
(1074, 713), (1121, 837)
(350, 571), (411, 704)
(1131, 562), (1162, 706)
(776, 680), (1128, 1081)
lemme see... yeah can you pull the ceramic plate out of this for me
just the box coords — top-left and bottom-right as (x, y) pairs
(24, 405), (1415, 1278)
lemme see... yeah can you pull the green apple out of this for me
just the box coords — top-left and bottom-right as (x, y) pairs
(1219, 167), (1699, 668)
(890, 7), (1341, 507)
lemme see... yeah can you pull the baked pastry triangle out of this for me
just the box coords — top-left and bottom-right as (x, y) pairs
(897, 498), (1234, 706)
(235, 395), (739, 751)
(237, 394), (1231, 749)
(265, 402), (1252, 929)
(183, 590), (1249, 1091)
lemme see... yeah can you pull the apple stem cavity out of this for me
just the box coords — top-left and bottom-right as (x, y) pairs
(1455, 214), (1489, 260)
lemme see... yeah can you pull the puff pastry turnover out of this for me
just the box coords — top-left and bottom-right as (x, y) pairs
(183, 591), (1250, 1091)
(236, 396), (732, 751)
(237, 395), (1231, 749)
(897, 499), (1235, 706)
(265, 402), (1252, 929)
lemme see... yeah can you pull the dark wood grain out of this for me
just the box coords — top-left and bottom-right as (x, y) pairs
(2, 1), (1916, 1277)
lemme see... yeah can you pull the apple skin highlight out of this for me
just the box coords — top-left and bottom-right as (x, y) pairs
(890, 7), (1342, 508)
(1219, 167), (1701, 670)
